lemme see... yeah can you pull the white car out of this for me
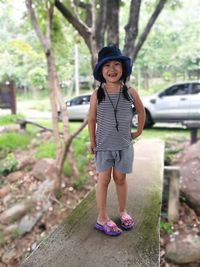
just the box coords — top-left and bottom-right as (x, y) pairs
(137, 81), (200, 128)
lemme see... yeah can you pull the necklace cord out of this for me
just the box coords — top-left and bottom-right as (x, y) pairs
(104, 87), (121, 132)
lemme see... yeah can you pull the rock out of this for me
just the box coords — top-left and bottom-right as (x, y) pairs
(2, 248), (18, 264)
(18, 212), (43, 235)
(0, 185), (11, 198)
(3, 193), (12, 207)
(18, 157), (36, 170)
(0, 125), (19, 133)
(6, 171), (24, 183)
(32, 179), (55, 202)
(179, 141), (200, 216)
(3, 223), (18, 235)
(32, 159), (58, 181)
(0, 202), (31, 225)
(165, 235), (200, 264)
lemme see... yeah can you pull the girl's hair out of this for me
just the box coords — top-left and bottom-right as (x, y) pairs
(97, 78), (130, 104)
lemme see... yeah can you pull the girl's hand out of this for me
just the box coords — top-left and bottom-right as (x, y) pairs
(131, 131), (141, 140)
(88, 144), (96, 154)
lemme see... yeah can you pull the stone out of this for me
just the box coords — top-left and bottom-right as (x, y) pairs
(178, 141), (200, 216)
(18, 212), (43, 235)
(0, 202), (30, 224)
(3, 223), (18, 235)
(0, 185), (11, 198)
(6, 171), (24, 183)
(32, 179), (55, 202)
(165, 234), (200, 264)
(18, 157), (36, 170)
(3, 193), (12, 207)
(2, 248), (17, 264)
(32, 159), (58, 181)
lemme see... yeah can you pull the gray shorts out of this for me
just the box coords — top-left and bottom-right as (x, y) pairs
(95, 145), (134, 173)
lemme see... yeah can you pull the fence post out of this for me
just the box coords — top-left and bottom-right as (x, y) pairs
(164, 166), (180, 222)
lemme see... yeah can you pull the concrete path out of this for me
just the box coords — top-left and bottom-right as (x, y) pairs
(20, 138), (164, 267)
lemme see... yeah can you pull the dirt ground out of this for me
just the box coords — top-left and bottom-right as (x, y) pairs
(0, 135), (200, 266)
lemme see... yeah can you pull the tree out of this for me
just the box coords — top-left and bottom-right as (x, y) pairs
(55, 0), (168, 67)
(26, 0), (87, 195)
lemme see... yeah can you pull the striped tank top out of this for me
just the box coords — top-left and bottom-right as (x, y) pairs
(95, 90), (134, 151)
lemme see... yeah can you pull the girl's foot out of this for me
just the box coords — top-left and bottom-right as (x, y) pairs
(95, 219), (122, 236)
(119, 212), (134, 230)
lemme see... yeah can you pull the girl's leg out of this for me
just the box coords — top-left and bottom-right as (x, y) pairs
(113, 168), (127, 214)
(113, 168), (134, 228)
(96, 168), (112, 225)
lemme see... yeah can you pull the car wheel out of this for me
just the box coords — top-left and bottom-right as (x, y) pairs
(131, 113), (138, 128)
(144, 110), (154, 128)
(131, 110), (154, 128)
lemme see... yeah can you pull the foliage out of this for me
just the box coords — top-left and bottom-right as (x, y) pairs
(1, 0), (200, 94)
(160, 219), (173, 235)
(0, 152), (18, 176)
(134, 0), (200, 83)
(73, 175), (88, 190)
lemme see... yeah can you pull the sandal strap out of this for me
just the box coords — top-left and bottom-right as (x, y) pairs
(104, 220), (121, 233)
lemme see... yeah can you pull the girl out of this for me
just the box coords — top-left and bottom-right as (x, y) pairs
(88, 46), (146, 236)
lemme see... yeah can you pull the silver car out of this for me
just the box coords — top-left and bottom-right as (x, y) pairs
(65, 93), (91, 120)
(139, 81), (200, 128)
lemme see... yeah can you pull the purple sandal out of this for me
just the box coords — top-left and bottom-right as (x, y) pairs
(120, 214), (134, 230)
(95, 220), (122, 236)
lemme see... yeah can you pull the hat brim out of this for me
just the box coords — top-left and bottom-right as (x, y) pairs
(93, 55), (132, 82)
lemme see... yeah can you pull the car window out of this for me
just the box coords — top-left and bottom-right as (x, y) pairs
(191, 83), (200, 94)
(163, 84), (189, 96)
(82, 95), (91, 104)
(70, 95), (91, 106)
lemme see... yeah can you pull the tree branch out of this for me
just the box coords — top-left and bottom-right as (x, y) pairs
(132, 0), (167, 61)
(74, 0), (92, 26)
(25, 0), (49, 52)
(58, 119), (88, 177)
(55, 0), (91, 47)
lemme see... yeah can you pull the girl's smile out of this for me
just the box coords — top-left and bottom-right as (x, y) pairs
(102, 60), (123, 83)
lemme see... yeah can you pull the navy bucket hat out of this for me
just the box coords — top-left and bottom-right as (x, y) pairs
(93, 46), (132, 82)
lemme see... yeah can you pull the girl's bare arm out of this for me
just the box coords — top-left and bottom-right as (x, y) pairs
(88, 90), (97, 153)
(129, 87), (146, 139)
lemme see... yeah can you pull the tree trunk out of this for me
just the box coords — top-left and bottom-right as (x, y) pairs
(106, 0), (120, 46)
(123, 0), (142, 58)
(95, 0), (107, 50)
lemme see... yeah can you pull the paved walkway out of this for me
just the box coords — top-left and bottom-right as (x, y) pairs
(20, 138), (164, 267)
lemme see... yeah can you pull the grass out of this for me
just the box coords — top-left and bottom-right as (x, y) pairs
(35, 142), (56, 159)
(141, 125), (190, 140)
(0, 114), (25, 125)
(0, 132), (34, 157)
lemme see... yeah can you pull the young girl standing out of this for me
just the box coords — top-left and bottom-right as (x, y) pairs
(88, 46), (146, 236)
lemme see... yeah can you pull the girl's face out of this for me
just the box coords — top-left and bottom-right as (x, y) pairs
(102, 60), (123, 83)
